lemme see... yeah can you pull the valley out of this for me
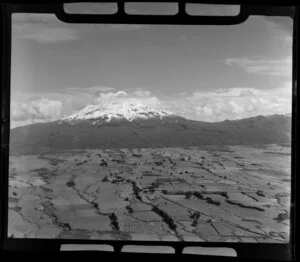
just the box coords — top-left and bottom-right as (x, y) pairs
(8, 144), (291, 242)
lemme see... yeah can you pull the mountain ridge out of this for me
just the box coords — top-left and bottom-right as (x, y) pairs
(10, 102), (292, 155)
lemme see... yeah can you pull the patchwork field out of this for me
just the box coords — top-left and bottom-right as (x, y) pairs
(8, 144), (291, 242)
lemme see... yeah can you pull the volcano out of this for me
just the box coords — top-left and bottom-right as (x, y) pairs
(10, 102), (292, 155)
(62, 102), (176, 123)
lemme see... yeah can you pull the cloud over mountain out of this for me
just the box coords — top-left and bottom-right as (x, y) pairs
(161, 84), (292, 122)
(10, 83), (292, 128)
(11, 98), (62, 128)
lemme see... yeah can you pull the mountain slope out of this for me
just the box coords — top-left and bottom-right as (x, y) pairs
(62, 102), (175, 123)
(9, 103), (292, 155)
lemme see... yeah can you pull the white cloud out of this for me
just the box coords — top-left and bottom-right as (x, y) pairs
(92, 89), (164, 110)
(133, 89), (151, 97)
(11, 98), (62, 128)
(12, 13), (149, 45)
(229, 100), (244, 114)
(166, 83), (292, 122)
(263, 16), (293, 41)
(213, 87), (263, 97)
(66, 86), (115, 94)
(12, 13), (79, 43)
(225, 56), (292, 77)
(94, 91), (128, 104)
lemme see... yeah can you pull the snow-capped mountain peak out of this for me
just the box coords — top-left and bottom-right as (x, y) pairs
(62, 102), (173, 123)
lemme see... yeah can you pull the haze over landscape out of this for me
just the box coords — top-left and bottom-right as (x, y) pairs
(8, 6), (292, 243)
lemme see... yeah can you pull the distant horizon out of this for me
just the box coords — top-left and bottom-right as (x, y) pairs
(9, 99), (292, 130)
(11, 11), (293, 128)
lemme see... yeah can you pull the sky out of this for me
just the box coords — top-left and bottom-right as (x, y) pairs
(10, 3), (293, 128)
